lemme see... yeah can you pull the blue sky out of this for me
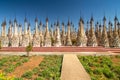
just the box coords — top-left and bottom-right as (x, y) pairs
(0, 0), (120, 31)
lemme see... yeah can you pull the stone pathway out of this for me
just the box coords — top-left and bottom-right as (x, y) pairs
(60, 54), (91, 80)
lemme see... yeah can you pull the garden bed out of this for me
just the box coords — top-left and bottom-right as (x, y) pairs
(78, 55), (120, 80)
(18, 55), (63, 80)
(0, 55), (63, 80)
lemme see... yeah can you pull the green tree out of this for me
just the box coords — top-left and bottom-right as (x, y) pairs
(26, 43), (33, 57)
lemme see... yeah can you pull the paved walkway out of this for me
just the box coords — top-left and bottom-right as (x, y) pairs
(60, 54), (91, 80)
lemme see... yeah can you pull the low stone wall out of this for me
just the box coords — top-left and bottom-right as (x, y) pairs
(0, 52), (117, 56)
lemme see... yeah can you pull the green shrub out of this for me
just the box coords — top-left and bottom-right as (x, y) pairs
(14, 77), (23, 80)
(4, 65), (15, 73)
(101, 57), (112, 65)
(0, 61), (4, 67)
(103, 68), (115, 78)
(15, 62), (22, 67)
(21, 58), (29, 63)
(93, 68), (102, 75)
(9, 56), (20, 62)
(85, 66), (93, 75)
(91, 76), (97, 80)
(113, 66), (120, 75)
(35, 77), (45, 80)
(88, 62), (94, 67)
(22, 71), (33, 79)
(32, 67), (39, 74)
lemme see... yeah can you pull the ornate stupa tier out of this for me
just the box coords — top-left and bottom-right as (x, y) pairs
(18, 25), (22, 46)
(39, 21), (44, 46)
(22, 34), (29, 47)
(39, 21), (43, 35)
(100, 16), (109, 47)
(0, 36), (9, 47)
(21, 18), (30, 47)
(54, 21), (61, 47)
(44, 18), (51, 47)
(95, 22), (99, 38)
(1, 20), (6, 37)
(40, 35), (44, 47)
(112, 30), (120, 48)
(61, 22), (66, 46)
(14, 18), (18, 36)
(35, 17), (39, 35)
(112, 16), (120, 48)
(108, 21), (113, 47)
(86, 21), (89, 38)
(8, 20), (13, 39)
(66, 20), (72, 46)
(76, 17), (87, 47)
(33, 34), (40, 47)
(0, 16), (120, 48)
(117, 22), (120, 38)
(28, 23), (32, 44)
(0, 19), (9, 47)
(50, 24), (54, 39)
(114, 16), (118, 31)
(11, 36), (19, 47)
(87, 16), (97, 47)
(24, 17), (28, 35)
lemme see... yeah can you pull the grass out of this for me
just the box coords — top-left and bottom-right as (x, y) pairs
(0, 56), (30, 73)
(21, 55), (63, 80)
(0, 55), (63, 80)
(78, 55), (120, 80)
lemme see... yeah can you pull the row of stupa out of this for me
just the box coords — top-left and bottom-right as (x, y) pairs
(1, 16), (120, 48)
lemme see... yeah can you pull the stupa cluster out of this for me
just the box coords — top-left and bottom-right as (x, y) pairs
(1, 16), (120, 48)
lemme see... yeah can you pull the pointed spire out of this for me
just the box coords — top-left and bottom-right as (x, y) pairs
(35, 17), (38, 22)
(67, 19), (70, 26)
(9, 20), (12, 24)
(46, 17), (48, 22)
(108, 21), (113, 47)
(90, 16), (94, 22)
(95, 22), (99, 38)
(103, 16), (106, 21)
(57, 20), (59, 26)
(24, 17), (27, 22)
(86, 21), (89, 37)
(28, 22), (30, 27)
(24, 17), (28, 35)
(14, 18), (17, 23)
(80, 17), (84, 24)
(62, 22), (64, 26)
(18, 24), (22, 36)
(2, 19), (6, 26)
(114, 15), (118, 21)
(39, 21), (42, 26)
